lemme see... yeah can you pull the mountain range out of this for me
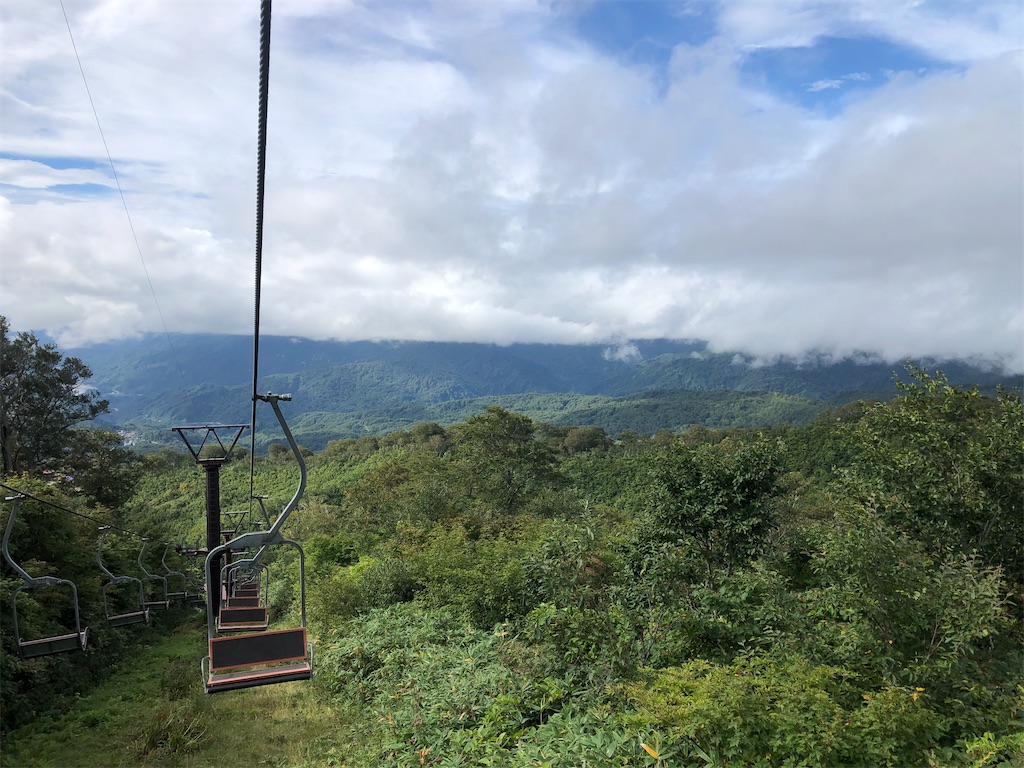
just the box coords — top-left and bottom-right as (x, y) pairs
(71, 334), (1020, 451)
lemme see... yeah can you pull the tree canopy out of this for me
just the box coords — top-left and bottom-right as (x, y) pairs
(1, 316), (109, 474)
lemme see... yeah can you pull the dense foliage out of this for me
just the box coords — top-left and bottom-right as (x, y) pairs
(2, 354), (1022, 766)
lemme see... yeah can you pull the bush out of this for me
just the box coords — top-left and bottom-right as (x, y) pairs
(628, 655), (943, 767)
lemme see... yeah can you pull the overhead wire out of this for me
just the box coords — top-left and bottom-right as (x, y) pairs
(59, 0), (188, 391)
(6, 7), (245, 570)
(0, 480), (175, 547)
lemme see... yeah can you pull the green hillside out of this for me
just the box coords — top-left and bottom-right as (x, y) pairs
(2, 365), (1022, 766)
(78, 334), (1020, 451)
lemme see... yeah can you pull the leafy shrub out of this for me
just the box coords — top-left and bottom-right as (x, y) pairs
(628, 655), (942, 767)
(448, 704), (664, 767)
(415, 523), (532, 627)
(317, 603), (642, 767)
(793, 506), (1021, 744)
(308, 567), (364, 629)
(357, 555), (423, 608)
(526, 601), (638, 687)
(317, 604), (512, 763)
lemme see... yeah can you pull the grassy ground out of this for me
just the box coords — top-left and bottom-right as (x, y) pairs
(1, 617), (375, 768)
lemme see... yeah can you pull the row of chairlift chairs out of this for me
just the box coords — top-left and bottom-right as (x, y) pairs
(2, 394), (314, 695)
(2, 497), (203, 658)
(201, 394), (313, 693)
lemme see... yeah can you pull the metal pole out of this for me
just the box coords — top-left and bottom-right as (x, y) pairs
(201, 459), (224, 614)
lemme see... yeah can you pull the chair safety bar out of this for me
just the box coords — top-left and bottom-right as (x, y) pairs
(97, 527), (149, 627)
(138, 540), (170, 609)
(2, 496), (89, 658)
(161, 544), (189, 600)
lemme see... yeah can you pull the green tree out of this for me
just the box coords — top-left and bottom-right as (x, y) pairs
(1, 317), (109, 474)
(634, 435), (784, 588)
(561, 426), (613, 456)
(838, 366), (1024, 575)
(449, 406), (561, 514)
(58, 428), (141, 508)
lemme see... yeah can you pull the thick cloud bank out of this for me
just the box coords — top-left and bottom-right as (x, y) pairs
(1, 1), (1021, 371)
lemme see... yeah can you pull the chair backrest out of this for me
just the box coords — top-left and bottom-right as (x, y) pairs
(218, 606), (268, 625)
(209, 627), (308, 671)
(161, 544), (189, 599)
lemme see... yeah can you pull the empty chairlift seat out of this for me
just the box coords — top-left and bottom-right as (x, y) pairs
(2, 496), (89, 658)
(217, 562), (270, 631)
(138, 540), (171, 611)
(203, 627), (312, 693)
(161, 544), (189, 601)
(217, 605), (269, 632)
(97, 527), (149, 627)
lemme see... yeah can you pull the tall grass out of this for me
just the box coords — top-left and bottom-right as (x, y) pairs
(1, 619), (363, 768)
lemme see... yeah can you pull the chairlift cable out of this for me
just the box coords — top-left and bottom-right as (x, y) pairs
(250, 0), (273, 516)
(202, 1), (313, 693)
(0, 480), (173, 546)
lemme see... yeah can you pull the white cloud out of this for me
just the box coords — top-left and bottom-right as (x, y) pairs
(807, 78), (843, 91)
(0, 1), (1021, 372)
(717, 0), (1023, 62)
(603, 343), (643, 363)
(0, 159), (110, 190)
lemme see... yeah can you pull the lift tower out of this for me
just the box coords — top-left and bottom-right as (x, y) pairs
(172, 424), (248, 615)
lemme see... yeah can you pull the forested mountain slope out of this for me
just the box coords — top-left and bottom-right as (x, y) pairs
(75, 334), (1019, 450)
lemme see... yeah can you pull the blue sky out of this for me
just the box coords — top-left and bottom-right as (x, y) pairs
(1, 0), (1021, 370)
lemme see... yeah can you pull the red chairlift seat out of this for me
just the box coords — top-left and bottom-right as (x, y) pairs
(203, 627), (312, 693)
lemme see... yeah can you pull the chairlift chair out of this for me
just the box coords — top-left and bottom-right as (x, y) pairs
(202, 393), (312, 693)
(179, 540), (210, 605)
(216, 558), (270, 632)
(2, 496), (89, 658)
(225, 559), (268, 606)
(160, 544), (189, 601)
(97, 527), (149, 627)
(137, 540), (170, 610)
